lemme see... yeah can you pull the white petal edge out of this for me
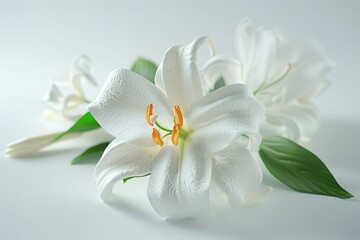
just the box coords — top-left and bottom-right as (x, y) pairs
(301, 79), (331, 100)
(270, 39), (335, 102)
(42, 82), (63, 105)
(88, 69), (173, 146)
(262, 100), (320, 142)
(94, 139), (158, 201)
(211, 142), (263, 208)
(62, 94), (87, 121)
(187, 84), (264, 152)
(235, 18), (285, 90)
(243, 187), (273, 206)
(202, 55), (242, 91)
(155, 36), (216, 111)
(70, 55), (97, 87)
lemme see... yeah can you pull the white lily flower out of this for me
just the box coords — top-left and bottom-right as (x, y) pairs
(42, 55), (97, 121)
(203, 18), (335, 142)
(89, 37), (265, 218)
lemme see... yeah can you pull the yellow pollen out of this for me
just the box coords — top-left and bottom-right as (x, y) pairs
(152, 128), (164, 146)
(171, 124), (180, 145)
(173, 105), (183, 127)
(146, 103), (153, 126)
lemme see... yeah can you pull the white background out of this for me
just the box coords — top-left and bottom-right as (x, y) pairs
(1, 0), (359, 239)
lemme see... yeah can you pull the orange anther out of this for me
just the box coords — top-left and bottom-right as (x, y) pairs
(146, 103), (153, 126)
(152, 128), (164, 146)
(173, 105), (183, 127)
(171, 124), (180, 146)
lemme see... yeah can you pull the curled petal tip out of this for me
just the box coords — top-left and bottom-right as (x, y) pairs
(243, 187), (273, 206)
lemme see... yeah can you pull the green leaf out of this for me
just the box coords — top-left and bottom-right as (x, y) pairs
(53, 112), (100, 142)
(259, 136), (353, 199)
(123, 173), (151, 183)
(209, 77), (226, 92)
(130, 57), (158, 83)
(71, 142), (110, 165)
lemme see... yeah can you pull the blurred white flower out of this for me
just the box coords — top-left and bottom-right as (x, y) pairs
(6, 55), (101, 157)
(42, 55), (97, 121)
(89, 37), (266, 218)
(204, 18), (335, 142)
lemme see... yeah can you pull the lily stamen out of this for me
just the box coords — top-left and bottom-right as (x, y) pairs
(146, 103), (154, 126)
(171, 124), (180, 145)
(173, 105), (183, 127)
(147, 103), (187, 146)
(152, 128), (164, 146)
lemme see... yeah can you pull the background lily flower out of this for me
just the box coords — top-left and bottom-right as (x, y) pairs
(203, 18), (335, 142)
(42, 54), (97, 121)
(89, 37), (265, 218)
(5, 55), (101, 157)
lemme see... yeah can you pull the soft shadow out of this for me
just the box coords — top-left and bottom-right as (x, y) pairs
(164, 208), (267, 240)
(106, 195), (160, 222)
(305, 117), (360, 168)
(106, 195), (252, 239)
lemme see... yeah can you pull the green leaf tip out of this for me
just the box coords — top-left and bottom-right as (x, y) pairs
(209, 77), (226, 93)
(130, 57), (158, 84)
(123, 173), (151, 183)
(259, 135), (353, 199)
(71, 142), (110, 165)
(53, 112), (100, 142)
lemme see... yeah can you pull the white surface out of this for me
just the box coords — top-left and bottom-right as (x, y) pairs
(1, 0), (360, 239)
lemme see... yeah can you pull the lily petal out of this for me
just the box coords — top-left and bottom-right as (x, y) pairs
(43, 76), (91, 121)
(301, 79), (331, 100)
(94, 139), (158, 201)
(62, 94), (87, 121)
(269, 40), (335, 102)
(155, 36), (216, 111)
(42, 82), (68, 114)
(211, 142), (263, 208)
(148, 141), (211, 218)
(235, 18), (284, 90)
(5, 132), (80, 157)
(42, 82), (63, 107)
(187, 84), (264, 152)
(243, 187), (273, 206)
(147, 146), (181, 217)
(262, 100), (320, 142)
(88, 69), (173, 146)
(202, 55), (242, 91)
(70, 55), (97, 89)
(179, 140), (212, 217)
